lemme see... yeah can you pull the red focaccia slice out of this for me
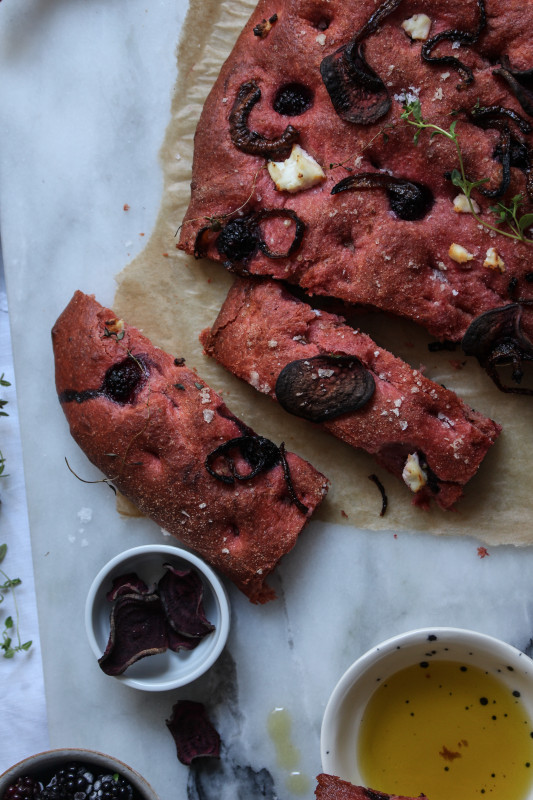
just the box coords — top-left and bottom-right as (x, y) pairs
(315, 774), (428, 800)
(178, 0), (533, 388)
(200, 277), (501, 509)
(52, 291), (328, 603)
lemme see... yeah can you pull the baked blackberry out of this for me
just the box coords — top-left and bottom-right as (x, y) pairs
(2, 776), (42, 800)
(89, 775), (134, 800)
(41, 763), (94, 800)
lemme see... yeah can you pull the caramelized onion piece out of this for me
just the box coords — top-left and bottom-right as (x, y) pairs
(320, 0), (402, 124)
(229, 80), (299, 158)
(421, 0), (486, 88)
(205, 435), (308, 513)
(461, 303), (533, 394)
(275, 354), (375, 423)
(469, 106), (532, 198)
(205, 435), (281, 484)
(255, 208), (306, 258)
(493, 57), (533, 117)
(331, 172), (434, 220)
(213, 209), (305, 268)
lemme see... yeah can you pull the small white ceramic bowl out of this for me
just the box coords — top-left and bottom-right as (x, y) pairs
(321, 627), (533, 786)
(85, 544), (230, 691)
(0, 747), (159, 799)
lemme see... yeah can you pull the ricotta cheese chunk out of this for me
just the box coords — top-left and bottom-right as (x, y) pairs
(402, 452), (428, 493)
(401, 14), (432, 40)
(267, 144), (325, 193)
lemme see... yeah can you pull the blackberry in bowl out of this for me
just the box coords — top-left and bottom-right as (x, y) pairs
(0, 750), (158, 800)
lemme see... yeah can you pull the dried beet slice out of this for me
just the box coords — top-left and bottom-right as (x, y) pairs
(275, 354), (375, 422)
(166, 625), (203, 652)
(105, 572), (151, 602)
(98, 593), (168, 676)
(158, 564), (215, 640)
(166, 700), (221, 765)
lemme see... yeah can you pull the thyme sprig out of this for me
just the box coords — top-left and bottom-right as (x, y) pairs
(0, 374), (10, 481)
(401, 99), (533, 245)
(0, 544), (32, 658)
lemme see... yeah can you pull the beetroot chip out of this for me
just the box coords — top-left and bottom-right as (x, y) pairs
(105, 571), (151, 601)
(166, 700), (221, 765)
(158, 564), (215, 640)
(98, 593), (168, 675)
(166, 623), (203, 653)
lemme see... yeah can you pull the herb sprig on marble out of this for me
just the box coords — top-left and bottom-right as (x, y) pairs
(0, 544), (32, 657)
(0, 373), (10, 480)
(401, 99), (533, 245)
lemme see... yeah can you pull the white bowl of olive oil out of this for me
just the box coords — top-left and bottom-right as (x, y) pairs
(321, 627), (533, 800)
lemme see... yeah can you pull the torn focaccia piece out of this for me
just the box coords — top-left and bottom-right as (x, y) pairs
(315, 774), (428, 800)
(200, 278), (501, 510)
(52, 291), (328, 603)
(178, 0), (533, 392)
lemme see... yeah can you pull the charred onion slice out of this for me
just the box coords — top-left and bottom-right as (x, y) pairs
(470, 104), (532, 135)
(205, 435), (308, 513)
(331, 172), (434, 221)
(205, 435), (282, 484)
(421, 0), (486, 88)
(469, 106), (532, 198)
(275, 354), (375, 423)
(461, 303), (533, 394)
(320, 0), (402, 124)
(229, 80), (299, 158)
(255, 208), (306, 258)
(493, 57), (533, 117)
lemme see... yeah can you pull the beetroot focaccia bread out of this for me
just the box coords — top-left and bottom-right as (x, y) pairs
(315, 774), (428, 800)
(200, 278), (501, 510)
(179, 0), (533, 387)
(52, 291), (328, 603)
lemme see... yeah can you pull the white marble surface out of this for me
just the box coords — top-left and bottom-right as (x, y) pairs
(2, 1), (533, 799)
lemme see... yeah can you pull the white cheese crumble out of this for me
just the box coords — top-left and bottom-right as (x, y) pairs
(315, 32), (326, 45)
(449, 243), (474, 263)
(483, 247), (505, 272)
(402, 452), (428, 493)
(401, 13), (431, 40)
(203, 409), (215, 423)
(267, 144), (325, 193)
(453, 194), (480, 214)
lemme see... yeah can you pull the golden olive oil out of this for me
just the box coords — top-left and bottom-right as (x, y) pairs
(358, 660), (533, 800)
(267, 707), (310, 796)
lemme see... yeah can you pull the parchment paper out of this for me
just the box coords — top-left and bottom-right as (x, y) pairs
(113, 0), (533, 545)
